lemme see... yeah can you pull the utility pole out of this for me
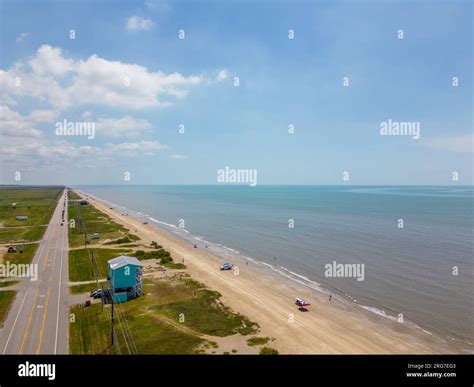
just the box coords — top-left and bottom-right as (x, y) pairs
(111, 294), (115, 346)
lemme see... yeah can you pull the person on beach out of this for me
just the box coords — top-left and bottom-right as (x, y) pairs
(329, 295), (332, 302)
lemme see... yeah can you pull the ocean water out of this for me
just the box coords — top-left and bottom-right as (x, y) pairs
(76, 185), (474, 351)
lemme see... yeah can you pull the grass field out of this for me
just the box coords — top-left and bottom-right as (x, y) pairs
(0, 186), (62, 243)
(69, 248), (132, 282)
(0, 226), (47, 244)
(68, 199), (136, 248)
(163, 262), (187, 269)
(70, 276), (259, 354)
(70, 281), (105, 295)
(153, 278), (258, 337)
(103, 234), (140, 245)
(0, 281), (19, 288)
(67, 191), (81, 200)
(69, 301), (204, 354)
(0, 291), (16, 328)
(1, 243), (39, 266)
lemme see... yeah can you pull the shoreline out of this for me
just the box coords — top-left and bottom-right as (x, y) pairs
(73, 188), (466, 354)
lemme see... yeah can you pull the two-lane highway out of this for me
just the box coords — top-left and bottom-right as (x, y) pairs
(0, 190), (69, 354)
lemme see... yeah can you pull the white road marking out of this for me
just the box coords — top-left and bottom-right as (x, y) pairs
(2, 220), (55, 354)
(2, 291), (28, 354)
(54, 200), (66, 354)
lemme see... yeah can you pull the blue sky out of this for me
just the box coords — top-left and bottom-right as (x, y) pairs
(0, 0), (472, 185)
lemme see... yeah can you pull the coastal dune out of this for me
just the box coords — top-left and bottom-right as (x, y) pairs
(75, 190), (459, 354)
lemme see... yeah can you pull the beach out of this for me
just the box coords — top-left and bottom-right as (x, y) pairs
(73, 189), (463, 354)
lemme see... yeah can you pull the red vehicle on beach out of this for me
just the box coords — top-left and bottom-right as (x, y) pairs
(295, 298), (310, 311)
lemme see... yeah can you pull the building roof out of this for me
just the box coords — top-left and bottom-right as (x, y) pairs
(108, 255), (143, 270)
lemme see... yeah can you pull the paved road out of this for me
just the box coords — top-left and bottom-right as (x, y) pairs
(0, 190), (69, 354)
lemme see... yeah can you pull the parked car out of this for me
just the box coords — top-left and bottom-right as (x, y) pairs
(220, 262), (233, 271)
(91, 289), (105, 299)
(92, 233), (100, 240)
(91, 289), (112, 301)
(7, 246), (17, 253)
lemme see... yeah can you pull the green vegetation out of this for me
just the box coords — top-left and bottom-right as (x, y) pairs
(150, 241), (163, 249)
(134, 249), (171, 260)
(0, 291), (16, 328)
(247, 336), (271, 346)
(259, 347), (279, 355)
(153, 278), (258, 337)
(70, 302), (204, 354)
(68, 199), (132, 247)
(2, 243), (39, 266)
(0, 226), (47, 244)
(69, 248), (132, 282)
(163, 262), (187, 270)
(67, 190), (81, 200)
(104, 234), (140, 245)
(134, 248), (186, 268)
(70, 282), (103, 295)
(0, 186), (62, 243)
(70, 276), (259, 354)
(0, 281), (19, 288)
(69, 303), (115, 354)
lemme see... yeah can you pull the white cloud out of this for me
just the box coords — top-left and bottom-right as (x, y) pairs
(96, 116), (152, 138)
(81, 111), (93, 120)
(126, 16), (153, 31)
(0, 94), (17, 106)
(1, 134), (166, 167)
(216, 69), (228, 81)
(0, 44), (224, 172)
(1, 139), (107, 172)
(145, 0), (170, 11)
(29, 109), (58, 123)
(425, 134), (473, 153)
(104, 140), (166, 155)
(16, 33), (28, 43)
(0, 64), (70, 110)
(170, 154), (187, 159)
(29, 45), (74, 76)
(0, 105), (43, 137)
(0, 45), (203, 110)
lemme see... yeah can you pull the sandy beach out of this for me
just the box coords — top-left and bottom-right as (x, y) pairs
(74, 190), (461, 354)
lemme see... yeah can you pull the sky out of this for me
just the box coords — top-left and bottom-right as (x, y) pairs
(0, 0), (472, 185)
